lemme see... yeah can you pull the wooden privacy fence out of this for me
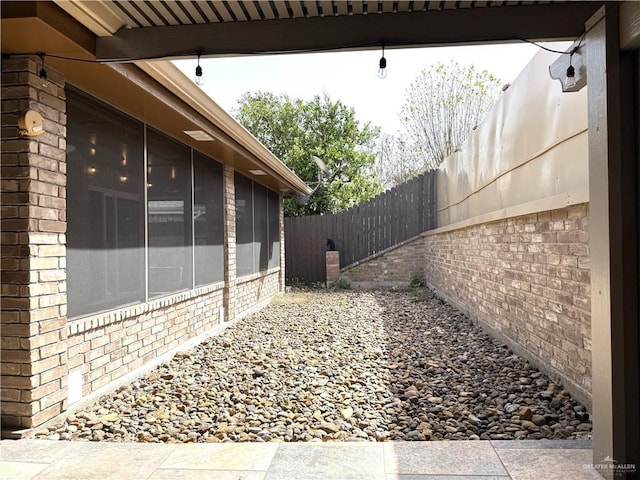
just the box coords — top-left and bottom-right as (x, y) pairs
(285, 170), (437, 283)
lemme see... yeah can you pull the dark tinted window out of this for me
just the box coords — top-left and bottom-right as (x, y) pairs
(66, 88), (145, 317)
(147, 129), (192, 297)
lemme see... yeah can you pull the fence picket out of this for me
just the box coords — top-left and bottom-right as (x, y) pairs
(284, 170), (437, 283)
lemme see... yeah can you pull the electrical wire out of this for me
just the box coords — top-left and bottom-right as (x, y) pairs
(5, 26), (594, 66)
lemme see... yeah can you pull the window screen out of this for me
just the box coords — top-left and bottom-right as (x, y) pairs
(235, 173), (280, 277)
(268, 189), (280, 269)
(193, 151), (224, 285)
(235, 173), (254, 277)
(66, 88), (145, 318)
(147, 129), (193, 297)
(253, 183), (269, 272)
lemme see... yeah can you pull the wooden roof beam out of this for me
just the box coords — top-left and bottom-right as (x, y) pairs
(95, 2), (603, 61)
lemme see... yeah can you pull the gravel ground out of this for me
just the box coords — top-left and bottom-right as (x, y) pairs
(39, 288), (592, 443)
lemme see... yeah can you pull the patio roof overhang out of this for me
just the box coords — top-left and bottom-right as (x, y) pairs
(2, 1), (640, 473)
(0, 1), (312, 198)
(51, 1), (603, 61)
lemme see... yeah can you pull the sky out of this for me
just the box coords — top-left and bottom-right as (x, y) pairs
(173, 42), (568, 134)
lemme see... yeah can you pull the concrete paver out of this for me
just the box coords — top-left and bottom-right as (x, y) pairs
(383, 441), (508, 477)
(0, 439), (602, 480)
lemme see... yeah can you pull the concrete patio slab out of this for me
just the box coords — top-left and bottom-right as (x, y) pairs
(0, 438), (82, 463)
(0, 461), (49, 480)
(30, 442), (177, 480)
(495, 448), (602, 480)
(0, 438), (604, 480)
(265, 443), (386, 480)
(385, 476), (510, 480)
(159, 442), (278, 471)
(149, 469), (266, 480)
(383, 441), (508, 476)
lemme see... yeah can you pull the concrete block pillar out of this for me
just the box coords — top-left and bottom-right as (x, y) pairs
(326, 251), (340, 284)
(1, 56), (68, 433)
(223, 164), (237, 322)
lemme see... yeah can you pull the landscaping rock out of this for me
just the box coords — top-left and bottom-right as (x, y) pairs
(44, 288), (592, 443)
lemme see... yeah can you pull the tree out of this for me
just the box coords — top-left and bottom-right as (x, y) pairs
(375, 133), (426, 188)
(380, 62), (502, 185)
(235, 92), (382, 216)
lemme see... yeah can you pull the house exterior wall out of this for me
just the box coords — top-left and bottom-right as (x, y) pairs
(0, 56), (287, 434)
(236, 269), (281, 319)
(66, 285), (224, 399)
(341, 204), (591, 406)
(1, 57), (69, 430)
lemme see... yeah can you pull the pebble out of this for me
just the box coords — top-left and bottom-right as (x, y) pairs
(39, 288), (592, 443)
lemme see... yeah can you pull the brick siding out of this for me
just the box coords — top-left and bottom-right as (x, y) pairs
(342, 235), (426, 285)
(236, 269), (281, 318)
(0, 59), (287, 433)
(1, 57), (69, 429)
(341, 204), (591, 405)
(66, 285), (224, 399)
(423, 204), (591, 404)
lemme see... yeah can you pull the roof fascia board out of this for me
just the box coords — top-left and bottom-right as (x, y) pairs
(135, 61), (311, 195)
(53, 0), (124, 37)
(94, 2), (602, 61)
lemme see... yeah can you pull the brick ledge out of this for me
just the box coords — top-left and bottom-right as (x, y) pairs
(67, 282), (224, 336)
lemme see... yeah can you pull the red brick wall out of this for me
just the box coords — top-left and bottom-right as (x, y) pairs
(66, 285), (224, 398)
(424, 204), (591, 404)
(340, 203), (591, 405)
(342, 236), (426, 285)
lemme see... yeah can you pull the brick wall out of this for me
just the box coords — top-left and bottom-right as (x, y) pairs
(342, 235), (425, 286)
(235, 269), (281, 318)
(0, 61), (287, 434)
(66, 285), (224, 399)
(339, 203), (591, 405)
(326, 251), (340, 284)
(424, 204), (591, 404)
(1, 57), (69, 430)
(223, 164), (237, 323)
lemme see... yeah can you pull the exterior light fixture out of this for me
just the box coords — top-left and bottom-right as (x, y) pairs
(565, 55), (576, 89)
(195, 51), (204, 86)
(378, 45), (387, 79)
(37, 52), (48, 87)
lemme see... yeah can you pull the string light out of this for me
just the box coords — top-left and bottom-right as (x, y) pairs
(378, 45), (387, 79)
(565, 53), (576, 89)
(195, 51), (204, 86)
(37, 52), (48, 87)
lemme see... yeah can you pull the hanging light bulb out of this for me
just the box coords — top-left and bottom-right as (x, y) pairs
(378, 45), (387, 79)
(195, 51), (204, 86)
(565, 59), (576, 89)
(37, 52), (48, 87)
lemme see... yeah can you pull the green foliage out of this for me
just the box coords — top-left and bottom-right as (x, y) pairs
(408, 274), (426, 288)
(330, 278), (351, 290)
(235, 92), (382, 216)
